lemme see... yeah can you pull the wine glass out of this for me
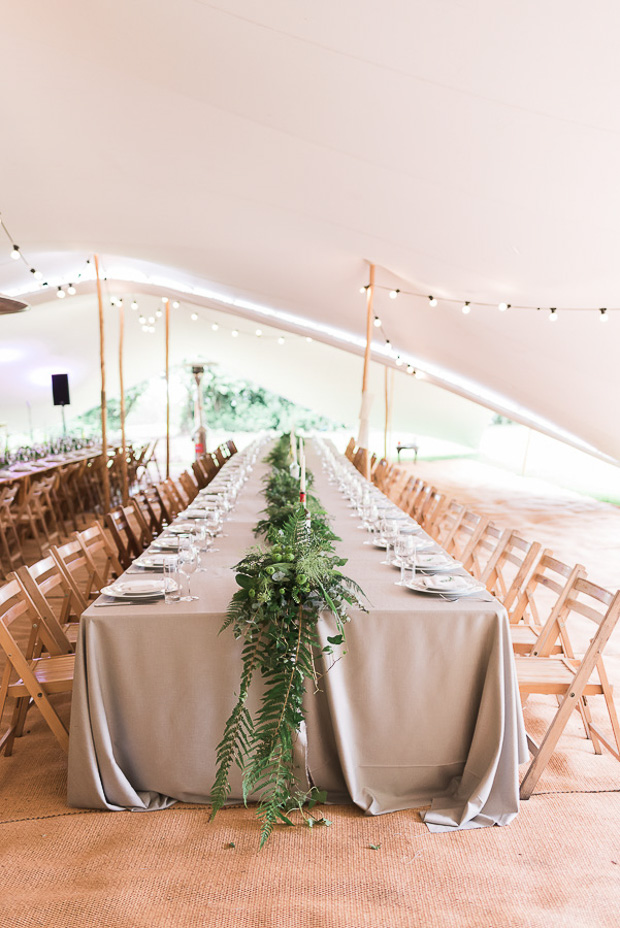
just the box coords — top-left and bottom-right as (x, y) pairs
(193, 525), (211, 572)
(380, 519), (399, 565)
(177, 538), (199, 601)
(394, 534), (415, 586)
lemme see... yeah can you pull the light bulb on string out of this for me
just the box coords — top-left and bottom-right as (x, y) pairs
(11, 244), (20, 261)
(395, 356), (403, 366)
(211, 323), (219, 331)
(389, 288), (400, 299)
(277, 336), (285, 345)
(231, 328), (238, 336)
(385, 339), (391, 350)
(139, 315), (146, 324)
(360, 284), (370, 294)
(406, 365), (414, 374)
(428, 296), (437, 307)
(67, 284), (76, 295)
(306, 336), (313, 342)
(30, 268), (43, 280)
(373, 315), (381, 328)
(191, 313), (198, 322)
(600, 308), (609, 322)
(56, 286), (65, 299)
(148, 316), (155, 324)
(549, 308), (558, 322)
(498, 302), (510, 312)
(255, 328), (263, 337)
(462, 301), (471, 315)
(131, 300), (138, 310)
(172, 301), (180, 309)
(155, 309), (162, 318)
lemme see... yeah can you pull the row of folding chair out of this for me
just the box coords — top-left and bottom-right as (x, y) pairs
(347, 447), (620, 800)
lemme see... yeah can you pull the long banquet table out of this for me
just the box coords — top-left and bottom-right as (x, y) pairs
(68, 441), (528, 832)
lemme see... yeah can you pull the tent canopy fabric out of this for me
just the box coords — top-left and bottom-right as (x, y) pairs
(0, 2), (618, 460)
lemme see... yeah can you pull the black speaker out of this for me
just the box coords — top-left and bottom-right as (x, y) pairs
(51, 373), (70, 406)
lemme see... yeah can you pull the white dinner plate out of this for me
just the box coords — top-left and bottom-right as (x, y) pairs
(132, 554), (174, 570)
(375, 537), (433, 552)
(150, 538), (184, 550)
(100, 578), (176, 600)
(405, 576), (486, 597)
(415, 554), (461, 572)
(165, 522), (201, 534)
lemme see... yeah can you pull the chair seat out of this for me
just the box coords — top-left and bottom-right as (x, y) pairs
(8, 654), (75, 697)
(510, 624), (562, 654)
(516, 655), (605, 696)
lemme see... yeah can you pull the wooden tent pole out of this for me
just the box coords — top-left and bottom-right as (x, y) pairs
(119, 300), (129, 505)
(165, 298), (170, 479)
(359, 263), (375, 479)
(94, 254), (110, 513)
(384, 365), (389, 459)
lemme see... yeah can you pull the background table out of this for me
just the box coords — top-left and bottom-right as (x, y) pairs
(68, 444), (527, 831)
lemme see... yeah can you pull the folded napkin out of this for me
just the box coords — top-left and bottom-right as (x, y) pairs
(421, 574), (470, 592)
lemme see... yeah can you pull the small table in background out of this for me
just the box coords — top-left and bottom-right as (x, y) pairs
(396, 442), (419, 462)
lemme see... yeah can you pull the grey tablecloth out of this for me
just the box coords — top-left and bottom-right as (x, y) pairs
(68, 443), (528, 831)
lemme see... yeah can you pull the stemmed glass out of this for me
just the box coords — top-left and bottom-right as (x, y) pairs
(177, 538), (199, 601)
(380, 519), (399, 565)
(193, 525), (211, 572)
(394, 534), (415, 585)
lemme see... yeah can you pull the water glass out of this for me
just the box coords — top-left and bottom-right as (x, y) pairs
(163, 556), (181, 604)
(178, 539), (199, 602)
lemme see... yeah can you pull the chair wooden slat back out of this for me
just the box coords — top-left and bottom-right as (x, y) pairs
(179, 471), (199, 503)
(105, 506), (144, 570)
(517, 582), (620, 798)
(226, 440), (238, 456)
(447, 510), (490, 565)
(0, 578), (74, 756)
(344, 438), (356, 461)
(0, 483), (24, 576)
(464, 522), (511, 580)
(15, 561), (77, 654)
(481, 532), (543, 611)
(73, 523), (123, 590)
(51, 536), (104, 603)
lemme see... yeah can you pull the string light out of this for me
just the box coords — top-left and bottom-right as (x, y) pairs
(360, 284), (370, 294)
(406, 365), (414, 375)
(600, 308), (609, 322)
(56, 286), (65, 299)
(148, 316), (155, 324)
(139, 315), (146, 324)
(155, 308), (162, 318)
(172, 301), (180, 309)
(231, 328), (238, 336)
(277, 336), (285, 345)
(131, 300), (138, 310)
(362, 274), (620, 321)
(31, 268), (42, 280)
(191, 313), (198, 322)
(67, 283), (76, 295)
(373, 315), (382, 328)
(211, 323), (219, 331)
(255, 328), (263, 337)
(395, 356), (403, 366)
(11, 244), (20, 261)
(306, 336), (313, 342)
(549, 308), (558, 322)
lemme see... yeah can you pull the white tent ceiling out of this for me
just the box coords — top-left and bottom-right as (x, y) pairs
(0, 1), (618, 460)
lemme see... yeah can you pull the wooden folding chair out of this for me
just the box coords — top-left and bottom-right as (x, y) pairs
(0, 579), (74, 756)
(432, 498), (466, 548)
(445, 510), (490, 566)
(344, 438), (356, 461)
(517, 581), (620, 798)
(16, 558), (82, 650)
(509, 553), (586, 655)
(481, 532), (543, 613)
(178, 470), (199, 503)
(51, 535), (107, 603)
(417, 487), (447, 534)
(463, 522), (511, 581)
(0, 483), (25, 577)
(226, 439), (238, 456)
(396, 476), (421, 511)
(105, 506), (144, 570)
(73, 522), (123, 590)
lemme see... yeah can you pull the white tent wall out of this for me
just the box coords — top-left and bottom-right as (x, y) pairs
(0, 293), (491, 451)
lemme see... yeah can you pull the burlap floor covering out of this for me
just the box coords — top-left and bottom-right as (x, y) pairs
(0, 697), (619, 928)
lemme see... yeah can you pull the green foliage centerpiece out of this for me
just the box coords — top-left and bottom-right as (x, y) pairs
(210, 434), (365, 847)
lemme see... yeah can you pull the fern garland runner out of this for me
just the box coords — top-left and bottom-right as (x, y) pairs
(210, 434), (365, 847)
